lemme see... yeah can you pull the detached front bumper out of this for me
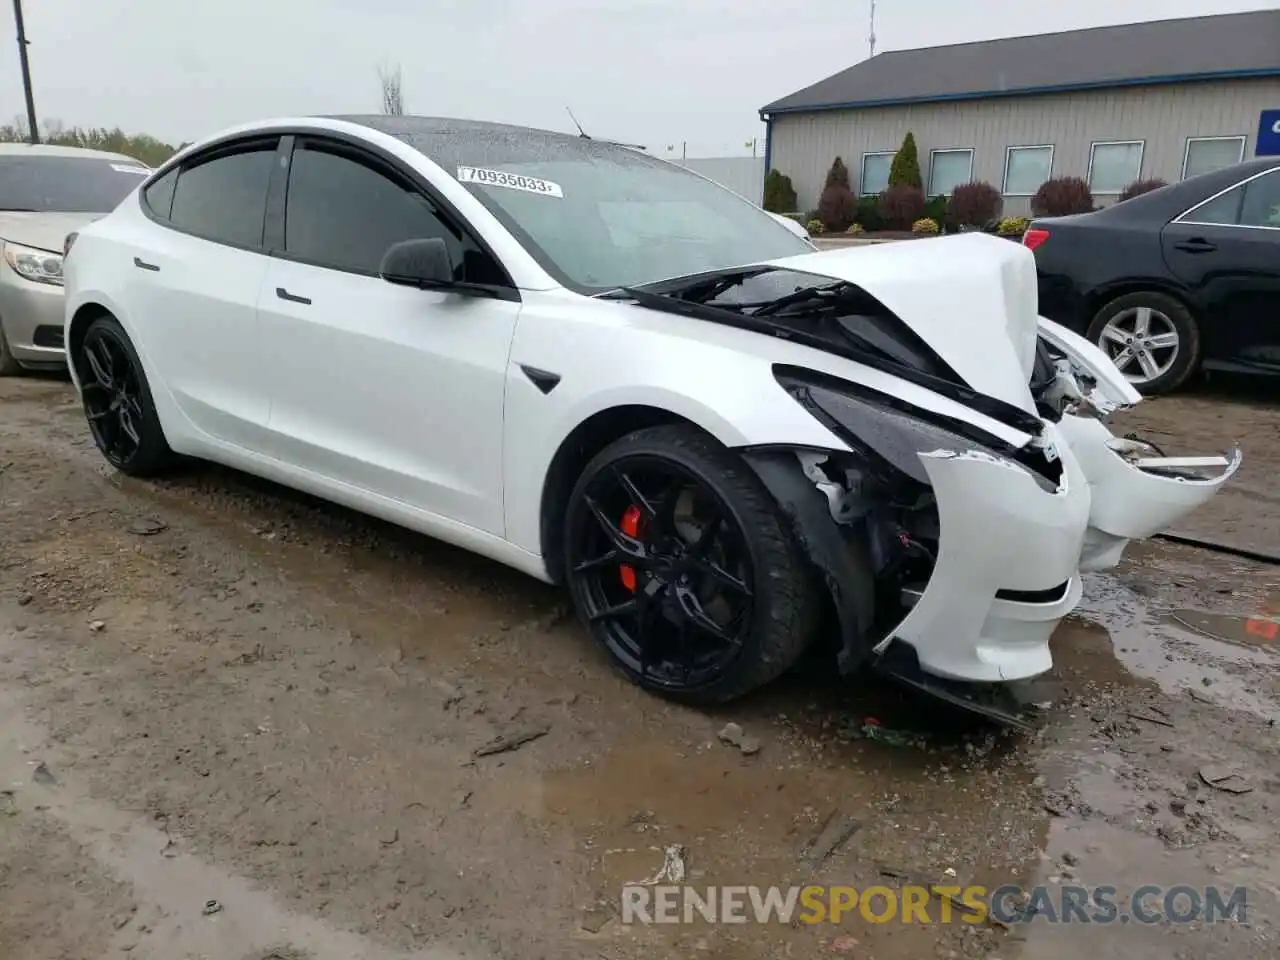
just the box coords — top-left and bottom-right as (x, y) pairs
(1058, 414), (1241, 571)
(884, 424), (1091, 683)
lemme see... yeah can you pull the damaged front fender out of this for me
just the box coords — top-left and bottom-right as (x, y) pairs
(740, 448), (876, 674)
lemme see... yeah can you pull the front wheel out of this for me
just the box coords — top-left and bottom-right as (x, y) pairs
(77, 316), (175, 476)
(0, 322), (22, 376)
(1087, 291), (1200, 395)
(562, 424), (820, 704)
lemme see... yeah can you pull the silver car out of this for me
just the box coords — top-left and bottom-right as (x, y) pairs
(0, 143), (151, 374)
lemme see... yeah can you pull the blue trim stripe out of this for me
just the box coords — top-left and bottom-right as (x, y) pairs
(759, 67), (1280, 119)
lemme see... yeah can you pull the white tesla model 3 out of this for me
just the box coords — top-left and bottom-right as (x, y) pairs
(62, 116), (1239, 715)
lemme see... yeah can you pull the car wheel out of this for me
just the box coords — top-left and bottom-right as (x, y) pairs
(77, 316), (175, 476)
(563, 424), (820, 704)
(0, 322), (22, 376)
(1086, 292), (1200, 395)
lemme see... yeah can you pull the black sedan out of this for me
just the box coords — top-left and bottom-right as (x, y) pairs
(1027, 157), (1280, 394)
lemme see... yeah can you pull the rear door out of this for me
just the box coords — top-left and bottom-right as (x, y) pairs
(122, 136), (280, 446)
(1161, 166), (1280, 371)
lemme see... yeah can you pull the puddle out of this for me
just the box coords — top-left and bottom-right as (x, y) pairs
(1169, 609), (1279, 653)
(1063, 572), (1280, 718)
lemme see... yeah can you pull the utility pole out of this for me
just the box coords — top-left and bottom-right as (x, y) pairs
(868, 0), (877, 59)
(12, 0), (39, 142)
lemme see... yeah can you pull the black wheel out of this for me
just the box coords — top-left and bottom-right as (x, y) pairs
(77, 316), (174, 476)
(563, 424), (820, 704)
(1086, 291), (1200, 396)
(0, 321), (22, 376)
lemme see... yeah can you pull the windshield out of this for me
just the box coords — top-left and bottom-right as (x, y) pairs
(388, 126), (810, 292)
(0, 155), (151, 213)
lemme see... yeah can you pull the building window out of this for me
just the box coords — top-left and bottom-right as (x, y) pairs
(1182, 136), (1246, 180)
(927, 149), (973, 196)
(1088, 141), (1144, 193)
(1003, 145), (1053, 196)
(860, 152), (894, 195)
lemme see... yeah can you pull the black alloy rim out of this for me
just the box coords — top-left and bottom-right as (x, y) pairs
(80, 329), (144, 466)
(567, 456), (755, 690)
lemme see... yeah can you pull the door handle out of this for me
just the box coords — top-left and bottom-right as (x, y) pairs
(276, 287), (311, 305)
(133, 256), (160, 271)
(1174, 238), (1217, 253)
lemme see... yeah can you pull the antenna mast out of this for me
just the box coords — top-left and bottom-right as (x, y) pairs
(868, 0), (876, 58)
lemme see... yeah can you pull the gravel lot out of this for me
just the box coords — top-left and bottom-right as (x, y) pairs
(0, 373), (1277, 960)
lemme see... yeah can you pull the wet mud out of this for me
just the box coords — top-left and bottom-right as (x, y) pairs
(0, 375), (1277, 960)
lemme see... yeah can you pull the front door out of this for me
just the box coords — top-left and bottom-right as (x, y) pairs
(256, 136), (520, 535)
(1161, 166), (1280, 372)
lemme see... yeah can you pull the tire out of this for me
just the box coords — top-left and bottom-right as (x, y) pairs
(0, 321), (22, 376)
(562, 423), (820, 704)
(76, 315), (175, 476)
(1086, 291), (1200, 396)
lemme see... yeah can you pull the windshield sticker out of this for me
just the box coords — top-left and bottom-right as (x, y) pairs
(456, 166), (563, 198)
(111, 163), (150, 174)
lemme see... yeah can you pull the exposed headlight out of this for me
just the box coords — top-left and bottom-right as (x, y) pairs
(775, 366), (1059, 492)
(2, 241), (64, 286)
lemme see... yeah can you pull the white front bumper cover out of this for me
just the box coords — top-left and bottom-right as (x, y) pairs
(881, 423), (1091, 683)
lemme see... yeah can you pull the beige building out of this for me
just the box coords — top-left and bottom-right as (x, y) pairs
(760, 10), (1280, 216)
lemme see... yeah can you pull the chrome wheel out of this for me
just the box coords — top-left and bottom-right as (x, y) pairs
(1097, 306), (1180, 385)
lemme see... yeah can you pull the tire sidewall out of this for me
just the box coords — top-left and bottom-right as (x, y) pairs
(1087, 291), (1200, 395)
(79, 316), (172, 475)
(0, 321), (21, 376)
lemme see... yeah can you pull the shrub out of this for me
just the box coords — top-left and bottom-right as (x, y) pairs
(878, 185), (926, 230)
(846, 222), (865, 234)
(912, 218), (940, 234)
(888, 132), (923, 189)
(996, 216), (1030, 236)
(818, 156), (858, 231)
(855, 196), (884, 231)
(819, 188), (857, 231)
(783, 212), (806, 224)
(1031, 177), (1093, 217)
(923, 194), (948, 227)
(948, 181), (1002, 228)
(806, 218), (825, 235)
(763, 168), (799, 213)
(803, 208), (821, 224)
(1118, 178), (1168, 202)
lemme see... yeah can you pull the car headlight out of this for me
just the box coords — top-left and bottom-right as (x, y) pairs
(2, 241), (64, 286)
(775, 365), (1059, 492)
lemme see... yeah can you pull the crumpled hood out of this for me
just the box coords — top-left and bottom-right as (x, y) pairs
(0, 211), (103, 254)
(763, 232), (1040, 412)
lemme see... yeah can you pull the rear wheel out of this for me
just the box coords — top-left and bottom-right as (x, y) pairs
(0, 322), (22, 376)
(1087, 291), (1200, 395)
(563, 424), (820, 704)
(77, 316), (175, 476)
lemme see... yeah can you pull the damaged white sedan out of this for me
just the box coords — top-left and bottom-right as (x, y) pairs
(62, 116), (1239, 715)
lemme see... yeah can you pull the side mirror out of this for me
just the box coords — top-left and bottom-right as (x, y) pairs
(379, 237), (454, 288)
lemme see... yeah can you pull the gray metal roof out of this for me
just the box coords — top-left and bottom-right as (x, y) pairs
(761, 9), (1280, 116)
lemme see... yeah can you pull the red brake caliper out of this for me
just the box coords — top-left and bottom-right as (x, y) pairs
(619, 504), (643, 592)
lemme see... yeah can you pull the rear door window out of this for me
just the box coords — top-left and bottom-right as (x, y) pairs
(168, 141), (278, 249)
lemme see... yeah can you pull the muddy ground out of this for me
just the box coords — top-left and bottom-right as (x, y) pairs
(0, 373), (1277, 960)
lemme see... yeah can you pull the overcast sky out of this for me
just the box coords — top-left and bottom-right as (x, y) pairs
(4, 0), (1274, 157)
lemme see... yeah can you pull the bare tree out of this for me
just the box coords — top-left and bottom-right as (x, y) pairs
(378, 64), (405, 116)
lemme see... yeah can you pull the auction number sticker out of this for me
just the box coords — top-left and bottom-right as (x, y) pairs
(457, 166), (563, 198)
